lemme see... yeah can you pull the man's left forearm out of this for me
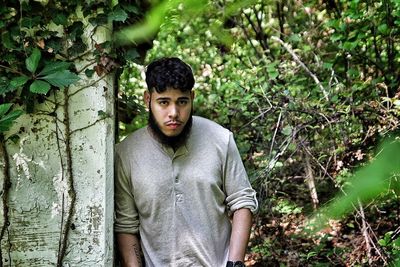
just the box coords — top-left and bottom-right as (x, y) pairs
(228, 208), (253, 261)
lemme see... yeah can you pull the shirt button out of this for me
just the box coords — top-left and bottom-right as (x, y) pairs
(175, 177), (179, 183)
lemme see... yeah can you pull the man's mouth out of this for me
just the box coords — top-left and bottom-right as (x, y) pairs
(165, 122), (182, 129)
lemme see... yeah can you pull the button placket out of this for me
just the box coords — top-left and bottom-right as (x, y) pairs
(172, 158), (183, 204)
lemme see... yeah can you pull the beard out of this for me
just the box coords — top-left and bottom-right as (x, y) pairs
(148, 106), (193, 149)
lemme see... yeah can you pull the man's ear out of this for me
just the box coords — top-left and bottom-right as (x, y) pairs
(144, 91), (151, 108)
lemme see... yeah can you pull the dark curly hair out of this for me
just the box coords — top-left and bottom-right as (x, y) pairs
(145, 57), (195, 93)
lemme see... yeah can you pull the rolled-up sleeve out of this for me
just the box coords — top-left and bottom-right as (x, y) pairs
(223, 133), (258, 214)
(114, 149), (140, 234)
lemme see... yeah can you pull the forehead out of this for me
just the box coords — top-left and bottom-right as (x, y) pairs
(151, 88), (191, 99)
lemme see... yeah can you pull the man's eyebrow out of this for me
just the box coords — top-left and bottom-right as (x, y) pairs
(177, 96), (190, 100)
(155, 97), (171, 101)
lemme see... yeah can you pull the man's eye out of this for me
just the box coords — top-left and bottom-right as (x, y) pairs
(178, 100), (188, 105)
(159, 101), (168, 105)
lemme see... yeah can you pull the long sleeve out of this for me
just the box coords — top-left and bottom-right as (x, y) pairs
(223, 133), (258, 214)
(114, 149), (140, 234)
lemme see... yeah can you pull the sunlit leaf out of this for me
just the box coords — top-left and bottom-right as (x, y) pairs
(109, 6), (128, 22)
(25, 48), (41, 73)
(30, 80), (51, 94)
(38, 61), (71, 76)
(9, 76), (30, 89)
(0, 105), (23, 133)
(41, 70), (79, 88)
(0, 103), (12, 117)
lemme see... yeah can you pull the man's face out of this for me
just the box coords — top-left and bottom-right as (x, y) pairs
(145, 88), (194, 137)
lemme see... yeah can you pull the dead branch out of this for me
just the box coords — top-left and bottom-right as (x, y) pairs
(271, 36), (329, 101)
(304, 149), (319, 210)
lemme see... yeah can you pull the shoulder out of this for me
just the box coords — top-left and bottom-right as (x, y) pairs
(116, 127), (149, 156)
(191, 116), (232, 144)
(192, 116), (229, 133)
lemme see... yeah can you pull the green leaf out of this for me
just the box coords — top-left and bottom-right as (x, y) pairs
(0, 109), (23, 133)
(67, 21), (84, 41)
(1, 31), (15, 49)
(67, 40), (87, 57)
(378, 239), (387, 246)
(26, 48), (41, 73)
(89, 14), (108, 26)
(85, 69), (95, 78)
(378, 24), (388, 34)
(282, 125), (292, 136)
(53, 13), (68, 26)
(109, 6), (128, 22)
(38, 61), (71, 76)
(41, 70), (79, 88)
(9, 76), (30, 90)
(0, 78), (9, 94)
(30, 80), (51, 94)
(0, 103), (12, 117)
(124, 48), (140, 61)
(21, 16), (41, 28)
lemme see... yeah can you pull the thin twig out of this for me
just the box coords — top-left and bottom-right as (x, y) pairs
(0, 64), (27, 76)
(68, 75), (107, 98)
(358, 199), (372, 264)
(269, 108), (283, 156)
(271, 36), (329, 101)
(56, 88), (77, 267)
(70, 117), (108, 135)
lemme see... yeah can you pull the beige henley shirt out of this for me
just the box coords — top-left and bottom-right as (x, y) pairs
(115, 116), (258, 266)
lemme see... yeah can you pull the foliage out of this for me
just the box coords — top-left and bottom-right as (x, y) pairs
(0, 0), (148, 134)
(0, 103), (23, 132)
(120, 0), (400, 265)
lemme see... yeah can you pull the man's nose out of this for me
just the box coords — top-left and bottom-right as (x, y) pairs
(168, 105), (179, 119)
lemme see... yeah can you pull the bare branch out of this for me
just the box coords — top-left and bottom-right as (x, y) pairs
(271, 36), (329, 101)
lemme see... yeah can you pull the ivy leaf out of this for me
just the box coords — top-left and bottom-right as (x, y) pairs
(9, 76), (30, 90)
(0, 103), (12, 118)
(121, 3), (140, 14)
(67, 40), (87, 57)
(38, 61), (71, 76)
(109, 6), (128, 22)
(53, 13), (68, 26)
(67, 21), (84, 41)
(124, 48), (140, 61)
(0, 78), (9, 94)
(30, 80), (51, 94)
(21, 16), (41, 28)
(41, 70), (80, 88)
(1, 31), (15, 49)
(26, 48), (41, 74)
(0, 104), (23, 133)
(85, 69), (95, 78)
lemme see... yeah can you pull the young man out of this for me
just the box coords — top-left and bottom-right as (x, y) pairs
(115, 57), (258, 267)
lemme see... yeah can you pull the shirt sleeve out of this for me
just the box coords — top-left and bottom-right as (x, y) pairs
(114, 149), (140, 234)
(223, 132), (258, 215)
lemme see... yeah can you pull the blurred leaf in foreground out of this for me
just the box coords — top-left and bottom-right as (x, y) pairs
(114, 0), (207, 46)
(310, 136), (400, 227)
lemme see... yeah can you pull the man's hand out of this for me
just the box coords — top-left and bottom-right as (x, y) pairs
(117, 233), (143, 267)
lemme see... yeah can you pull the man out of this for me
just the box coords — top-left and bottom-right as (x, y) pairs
(115, 57), (258, 267)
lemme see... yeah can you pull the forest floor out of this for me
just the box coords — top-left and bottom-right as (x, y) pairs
(245, 201), (400, 266)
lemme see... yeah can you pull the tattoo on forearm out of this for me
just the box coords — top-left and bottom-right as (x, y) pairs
(133, 244), (142, 265)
